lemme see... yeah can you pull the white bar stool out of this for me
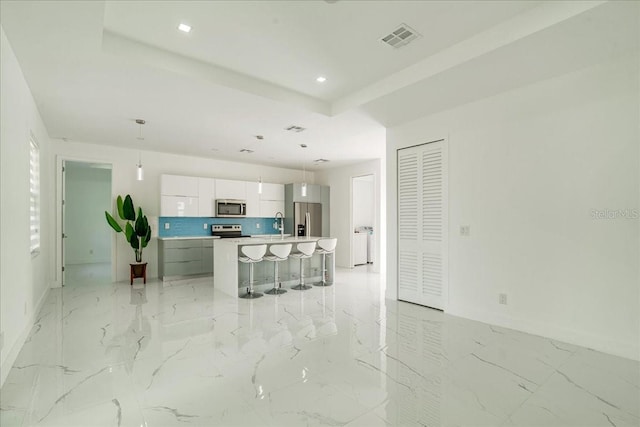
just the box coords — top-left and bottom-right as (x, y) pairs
(239, 244), (267, 299)
(290, 241), (317, 291)
(263, 243), (292, 295)
(313, 238), (337, 287)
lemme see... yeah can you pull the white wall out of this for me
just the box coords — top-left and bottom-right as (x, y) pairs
(387, 54), (639, 360)
(316, 155), (386, 275)
(50, 139), (314, 284)
(0, 26), (53, 386)
(353, 176), (375, 229)
(65, 163), (111, 264)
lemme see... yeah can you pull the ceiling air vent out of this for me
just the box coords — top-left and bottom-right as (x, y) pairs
(381, 24), (420, 49)
(239, 148), (254, 153)
(285, 125), (306, 133)
(313, 159), (329, 164)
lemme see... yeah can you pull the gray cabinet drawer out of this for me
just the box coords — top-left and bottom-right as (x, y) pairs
(164, 260), (202, 276)
(164, 247), (202, 262)
(163, 239), (203, 249)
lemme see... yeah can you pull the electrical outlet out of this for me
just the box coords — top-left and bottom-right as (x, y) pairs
(164, 223), (170, 230)
(256, 223), (260, 229)
(203, 223), (208, 230)
(499, 293), (507, 305)
(460, 225), (470, 236)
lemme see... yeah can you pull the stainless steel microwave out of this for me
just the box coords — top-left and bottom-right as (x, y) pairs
(215, 199), (246, 217)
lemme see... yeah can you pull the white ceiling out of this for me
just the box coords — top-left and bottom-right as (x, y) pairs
(1, 1), (637, 170)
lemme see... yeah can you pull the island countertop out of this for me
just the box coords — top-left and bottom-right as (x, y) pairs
(157, 236), (221, 241)
(220, 235), (324, 245)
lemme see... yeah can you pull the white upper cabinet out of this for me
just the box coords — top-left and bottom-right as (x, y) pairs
(260, 183), (285, 201)
(215, 179), (246, 200)
(161, 174), (198, 197)
(260, 200), (285, 218)
(198, 177), (216, 217)
(245, 181), (260, 217)
(161, 196), (199, 217)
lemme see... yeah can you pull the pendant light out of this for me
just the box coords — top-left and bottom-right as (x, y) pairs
(301, 162), (307, 197)
(135, 119), (145, 181)
(300, 144), (307, 197)
(136, 154), (144, 181)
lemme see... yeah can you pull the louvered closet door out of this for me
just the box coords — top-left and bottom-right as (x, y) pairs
(397, 140), (447, 310)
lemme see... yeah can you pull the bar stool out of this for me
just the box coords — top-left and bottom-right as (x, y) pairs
(313, 238), (337, 287)
(290, 241), (317, 291)
(263, 243), (292, 295)
(239, 244), (267, 299)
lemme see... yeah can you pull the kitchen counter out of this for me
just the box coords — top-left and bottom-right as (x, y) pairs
(157, 236), (221, 241)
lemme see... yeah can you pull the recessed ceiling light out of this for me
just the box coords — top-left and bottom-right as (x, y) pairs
(178, 23), (192, 33)
(285, 125), (306, 133)
(316, 76), (327, 83)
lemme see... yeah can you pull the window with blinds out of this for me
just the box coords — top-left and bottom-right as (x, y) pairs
(30, 138), (40, 253)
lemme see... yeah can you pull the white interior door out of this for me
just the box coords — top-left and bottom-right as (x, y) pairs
(397, 140), (448, 310)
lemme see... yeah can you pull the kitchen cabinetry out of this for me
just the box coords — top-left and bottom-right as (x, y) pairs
(245, 181), (260, 217)
(259, 182), (284, 218)
(215, 179), (246, 200)
(158, 238), (214, 279)
(161, 174), (199, 216)
(159, 174), (286, 218)
(161, 174), (198, 197)
(198, 177), (215, 217)
(161, 195), (198, 217)
(290, 183), (321, 203)
(259, 200), (284, 218)
(260, 183), (284, 201)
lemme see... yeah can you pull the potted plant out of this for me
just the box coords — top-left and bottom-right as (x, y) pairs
(105, 195), (152, 284)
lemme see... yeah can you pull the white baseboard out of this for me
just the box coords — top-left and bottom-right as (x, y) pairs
(0, 286), (51, 387)
(446, 303), (639, 362)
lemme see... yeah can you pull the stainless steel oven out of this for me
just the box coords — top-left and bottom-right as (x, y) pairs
(215, 199), (246, 217)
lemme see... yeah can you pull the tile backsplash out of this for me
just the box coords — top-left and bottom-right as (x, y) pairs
(158, 216), (280, 237)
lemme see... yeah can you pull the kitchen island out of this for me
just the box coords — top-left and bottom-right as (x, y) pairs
(214, 236), (333, 297)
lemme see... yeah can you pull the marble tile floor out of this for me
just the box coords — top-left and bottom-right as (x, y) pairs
(1, 265), (638, 427)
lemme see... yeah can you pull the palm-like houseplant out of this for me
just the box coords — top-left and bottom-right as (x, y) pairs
(105, 195), (151, 263)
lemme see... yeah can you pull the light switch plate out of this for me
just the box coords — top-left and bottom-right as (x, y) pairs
(256, 223), (260, 229)
(164, 223), (170, 230)
(203, 223), (208, 230)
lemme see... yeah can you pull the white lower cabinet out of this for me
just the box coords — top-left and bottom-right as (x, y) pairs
(161, 196), (199, 217)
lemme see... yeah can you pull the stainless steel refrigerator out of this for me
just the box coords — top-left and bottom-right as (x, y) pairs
(294, 202), (322, 237)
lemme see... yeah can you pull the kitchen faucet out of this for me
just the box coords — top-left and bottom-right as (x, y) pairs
(275, 212), (284, 239)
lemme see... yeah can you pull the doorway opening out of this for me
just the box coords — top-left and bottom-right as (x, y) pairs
(351, 174), (375, 269)
(62, 161), (112, 286)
